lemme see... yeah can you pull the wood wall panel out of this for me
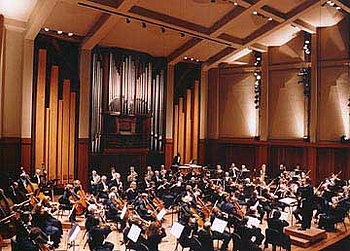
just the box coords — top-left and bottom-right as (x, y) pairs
(48, 66), (59, 180)
(269, 32), (305, 65)
(192, 81), (199, 160)
(62, 80), (70, 184)
(57, 100), (63, 184)
(77, 138), (89, 189)
(69, 92), (76, 182)
(21, 138), (31, 172)
(165, 138), (173, 169)
(268, 69), (305, 139)
(185, 89), (192, 163)
(35, 49), (47, 169)
(0, 138), (21, 188)
(319, 66), (350, 141)
(44, 108), (50, 170)
(178, 97), (184, 163)
(218, 143), (257, 169)
(173, 104), (179, 157)
(219, 72), (256, 138)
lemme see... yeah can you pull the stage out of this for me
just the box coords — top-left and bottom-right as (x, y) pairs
(2, 206), (350, 251)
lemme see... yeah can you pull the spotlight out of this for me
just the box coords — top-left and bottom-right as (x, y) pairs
(68, 33), (73, 37)
(257, 57), (261, 61)
(253, 11), (258, 15)
(234, 2), (238, 5)
(336, 6), (341, 10)
(57, 30), (63, 34)
(327, 0), (332, 4)
(180, 32), (185, 37)
(126, 18), (131, 23)
(184, 56), (188, 60)
(196, 59), (200, 62)
(305, 40), (310, 44)
(190, 58), (194, 61)
(44, 28), (49, 32)
(268, 17), (273, 21)
(256, 75), (261, 80)
(161, 27), (166, 33)
(142, 22), (146, 28)
(330, 2), (335, 6)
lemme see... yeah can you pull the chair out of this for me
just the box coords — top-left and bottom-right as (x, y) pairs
(174, 239), (191, 251)
(334, 211), (347, 232)
(264, 228), (282, 251)
(232, 232), (242, 251)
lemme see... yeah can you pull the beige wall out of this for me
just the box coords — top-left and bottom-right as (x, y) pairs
(1, 28), (24, 137)
(219, 72), (257, 138)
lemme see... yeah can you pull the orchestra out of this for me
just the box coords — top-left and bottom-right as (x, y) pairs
(1, 162), (350, 250)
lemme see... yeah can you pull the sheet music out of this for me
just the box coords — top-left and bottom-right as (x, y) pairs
(68, 224), (81, 242)
(279, 198), (297, 205)
(247, 216), (260, 228)
(281, 211), (288, 221)
(157, 208), (167, 221)
(170, 222), (185, 239)
(211, 217), (228, 233)
(127, 224), (142, 243)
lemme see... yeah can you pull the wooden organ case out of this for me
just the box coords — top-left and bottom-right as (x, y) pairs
(90, 49), (166, 174)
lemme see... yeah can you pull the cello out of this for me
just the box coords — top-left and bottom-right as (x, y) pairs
(0, 189), (16, 239)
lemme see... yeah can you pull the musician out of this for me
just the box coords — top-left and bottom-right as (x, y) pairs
(144, 166), (154, 187)
(247, 190), (271, 222)
(210, 207), (232, 251)
(17, 173), (30, 195)
(126, 166), (138, 185)
(298, 178), (314, 230)
(58, 184), (77, 222)
(234, 216), (263, 251)
(7, 181), (27, 204)
(123, 216), (148, 251)
(85, 205), (115, 251)
(135, 193), (155, 221)
(318, 197), (347, 231)
(179, 216), (202, 251)
(198, 221), (215, 251)
(97, 175), (109, 199)
(154, 171), (162, 186)
(215, 165), (224, 179)
(267, 211), (291, 251)
(145, 222), (166, 251)
(109, 172), (123, 191)
(31, 169), (45, 186)
(89, 170), (101, 195)
(14, 211), (50, 251)
(32, 204), (62, 248)
(228, 163), (240, 179)
(125, 181), (138, 202)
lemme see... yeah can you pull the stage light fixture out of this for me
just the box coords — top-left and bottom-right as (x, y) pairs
(336, 6), (341, 10)
(126, 18), (130, 23)
(184, 56), (188, 60)
(142, 22), (146, 28)
(234, 2), (238, 5)
(253, 11), (258, 15)
(341, 135), (350, 143)
(44, 28), (49, 32)
(68, 33), (73, 37)
(268, 17), (273, 21)
(57, 30), (63, 34)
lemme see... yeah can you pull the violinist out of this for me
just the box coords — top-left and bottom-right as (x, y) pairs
(125, 181), (138, 202)
(85, 205), (115, 251)
(123, 216), (148, 251)
(89, 170), (100, 195)
(247, 190), (270, 222)
(109, 172), (123, 191)
(318, 196), (347, 231)
(210, 207), (232, 251)
(32, 204), (62, 248)
(104, 192), (126, 231)
(97, 175), (109, 199)
(145, 221), (166, 251)
(7, 181), (27, 204)
(215, 164), (224, 179)
(198, 221), (215, 251)
(179, 216), (202, 251)
(13, 211), (51, 251)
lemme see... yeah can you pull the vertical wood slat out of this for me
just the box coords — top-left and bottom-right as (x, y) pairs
(69, 92), (76, 183)
(185, 89), (192, 164)
(62, 80), (70, 184)
(173, 104), (179, 157)
(192, 81), (199, 161)
(35, 49), (47, 169)
(48, 66), (59, 180)
(0, 15), (4, 136)
(178, 97), (185, 164)
(57, 100), (63, 184)
(44, 108), (50, 173)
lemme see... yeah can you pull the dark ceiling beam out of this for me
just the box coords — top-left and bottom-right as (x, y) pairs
(208, 6), (246, 34)
(217, 33), (245, 45)
(87, 0), (124, 9)
(167, 37), (203, 63)
(206, 47), (236, 66)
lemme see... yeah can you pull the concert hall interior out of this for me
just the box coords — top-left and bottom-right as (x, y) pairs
(2, 0), (350, 250)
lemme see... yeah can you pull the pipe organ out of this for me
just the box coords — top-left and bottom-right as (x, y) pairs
(34, 48), (78, 185)
(91, 49), (166, 154)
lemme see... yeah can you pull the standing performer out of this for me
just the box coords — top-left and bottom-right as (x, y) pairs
(298, 178), (314, 230)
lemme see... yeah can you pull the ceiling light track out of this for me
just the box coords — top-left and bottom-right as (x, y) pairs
(77, 2), (233, 47)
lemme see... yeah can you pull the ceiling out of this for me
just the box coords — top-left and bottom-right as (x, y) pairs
(1, 0), (348, 67)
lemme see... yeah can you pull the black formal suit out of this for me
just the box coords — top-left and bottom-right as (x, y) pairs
(300, 184), (314, 229)
(145, 227), (166, 251)
(88, 225), (114, 251)
(267, 217), (291, 251)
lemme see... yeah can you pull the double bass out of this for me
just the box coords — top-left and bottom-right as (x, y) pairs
(0, 189), (16, 239)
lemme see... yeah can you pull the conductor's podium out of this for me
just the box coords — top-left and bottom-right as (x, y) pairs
(284, 226), (327, 248)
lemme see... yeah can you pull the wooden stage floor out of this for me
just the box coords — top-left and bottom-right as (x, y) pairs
(2, 209), (350, 251)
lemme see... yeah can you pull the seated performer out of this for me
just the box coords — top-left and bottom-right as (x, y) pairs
(267, 211), (291, 251)
(318, 197), (347, 231)
(125, 181), (138, 202)
(14, 211), (51, 251)
(104, 192), (126, 231)
(89, 170), (100, 195)
(179, 216), (202, 251)
(210, 207), (232, 251)
(31, 204), (62, 248)
(31, 168), (46, 186)
(234, 217), (263, 251)
(85, 205), (115, 251)
(145, 222), (167, 251)
(7, 181), (27, 204)
(126, 166), (138, 185)
(144, 166), (154, 188)
(123, 216), (148, 251)
(134, 193), (156, 221)
(198, 221), (215, 251)
(58, 184), (77, 222)
(97, 175), (109, 199)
